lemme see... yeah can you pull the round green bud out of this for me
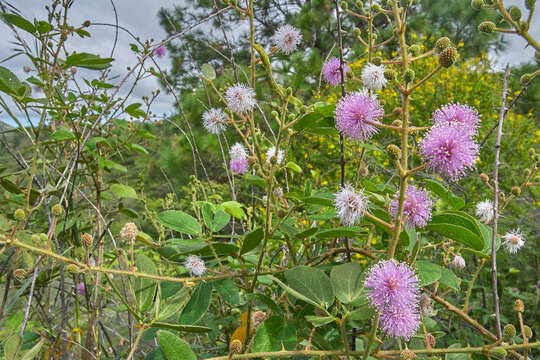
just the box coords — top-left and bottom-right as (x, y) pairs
(52, 204), (63, 217)
(521, 73), (533, 85)
(356, 0), (363, 8)
(489, 348), (507, 360)
(535, 154), (540, 162)
(435, 37), (452, 52)
(400, 0), (412, 7)
(392, 120), (402, 127)
(519, 21), (529, 31)
(404, 68), (415, 83)
(409, 44), (421, 56)
(341, 1), (348, 10)
(526, 0), (536, 10)
(392, 107), (402, 116)
(514, 299), (524, 312)
(524, 325), (533, 338)
(524, 168), (531, 176)
(31, 234), (40, 243)
(480, 173), (489, 183)
(40, 233), (48, 242)
(387, 144), (402, 160)
(503, 324), (517, 340)
(528, 147), (536, 156)
(82, 20), (91, 27)
(372, 3), (383, 12)
(471, 0), (484, 10)
(478, 21), (496, 33)
(271, 110), (279, 119)
(286, 87), (293, 96)
(384, 69), (398, 81)
(372, 33), (378, 40)
(511, 186), (521, 196)
(346, 70), (354, 78)
(372, 56), (383, 66)
(14, 208), (25, 221)
(354, 27), (362, 37)
(67, 264), (79, 274)
(439, 47), (458, 67)
(509, 6), (522, 21)
(14, 269), (26, 280)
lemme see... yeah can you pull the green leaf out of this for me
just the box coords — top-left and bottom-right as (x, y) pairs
(348, 306), (375, 320)
(4, 334), (21, 360)
(268, 275), (321, 308)
(252, 316), (297, 352)
(212, 208), (230, 232)
(305, 315), (335, 327)
(134, 254), (157, 312)
(201, 64), (216, 80)
(157, 210), (201, 235)
(21, 339), (44, 360)
(50, 126), (76, 141)
(157, 330), (196, 360)
(284, 266), (334, 307)
(478, 222), (501, 255)
(416, 260), (442, 286)
(65, 52), (113, 70)
(286, 161), (302, 173)
(125, 103), (146, 118)
(427, 211), (484, 250)
(445, 343), (469, 360)
(243, 173), (265, 188)
(424, 179), (465, 210)
(178, 282), (212, 325)
(315, 226), (365, 239)
(0, 66), (22, 96)
(440, 267), (460, 291)
(303, 196), (334, 206)
(35, 21), (52, 34)
(241, 227), (264, 255)
(222, 201), (246, 219)
(330, 262), (364, 304)
(151, 322), (211, 333)
(214, 278), (240, 305)
(110, 183), (137, 199)
(1, 13), (35, 33)
(130, 143), (149, 155)
(157, 286), (190, 321)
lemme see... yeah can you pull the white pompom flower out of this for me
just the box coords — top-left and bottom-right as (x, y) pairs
(451, 255), (466, 270)
(502, 229), (525, 254)
(266, 146), (284, 165)
(184, 255), (206, 277)
(361, 63), (387, 91)
(475, 200), (494, 223)
(202, 108), (227, 134)
(229, 142), (248, 161)
(225, 84), (256, 113)
(334, 184), (369, 226)
(273, 24), (302, 55)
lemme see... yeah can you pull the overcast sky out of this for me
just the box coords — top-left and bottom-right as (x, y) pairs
(0, 0), (538, 127)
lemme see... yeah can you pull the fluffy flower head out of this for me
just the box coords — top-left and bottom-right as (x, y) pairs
(361, 63), (387, 91)
(225, 84), (256, 113)
(322, 57), (350, 86)
(334, 184), (369, 226)
(451, 255), (466, 270)
(185, 255), (206, 276)
(502, 229), (525, 254)
(389, 186), (432, 228)
(230, 158), (248, 174)
(379, 306), (420, 340)
(364, 259), (420, 312)
(433, 103), (480, 134)
(229, 142), (247, 161)
(202, 108), (227, 134)
(335, 91), (384, 141)
(419, 124), (479, 180)
(77, 282), (85, 296)
(475, 200), (494, 223)
(155, 45), (166, 58)
(120, 222), (137, 241)
(265, 146), (284, 165)
(273, 24), (302, 54)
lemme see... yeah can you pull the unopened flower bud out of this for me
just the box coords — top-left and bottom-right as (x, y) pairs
(480, 173), (489, 183)
(356, 0), (363, 8)
(523, 325), (532, 338)
(81, 233), (93, 247)
(387, 144), (401, 160)
(439, 47), (457, 67)
(354, 28), (362, 37)
(478, 21), (496, 33)
(248, 156), (257, 166)
(277, 209), (286, 218)
(514, 299), (524, 312)
(503, 324), (516, 340)
(528, 147), (536, 156)
(14, 268), (26, 280)
(358, 165), (369, 177)
(404, 69), (415, 83)
(372, 56), (383, 66)
(372, 3), (383, 12)
(271, 110), (279, 119)
(40, 233), (48, 242)
(526, 0), (536, 9)
(435, 37), (452, 52)
(67, 264), (79, 273)
(521, 74), (533, 86)
(31, 234), (40, 244)
(509, 6), (522, 21)
(425, 333), (436, 348)
(519, 21), (529, 31)
(14, 208), (25, 221)
(82, 20), (91, 27)
(341, 1), (348, 10)
(273, 187), (284, 199)
(511, 186), (520, 196)
(489, 347), (507, 360)
(392, 120), (402, 127)
(524, 168), (531, 176)
(409, 44), (421, 56)
(400, 349), (416, 360)
(471, 0), (484, 10)
(229, 339), (242, 354)
(23, 65), (32, 73)
(384, 69), (398, 81)
(52, 204), (63, 217)
(392, 107), (402, 116)
(451, 255), (466, 270)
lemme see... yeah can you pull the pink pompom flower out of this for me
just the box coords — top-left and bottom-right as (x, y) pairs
(155, 45), (166, 58)
(335, 90), (384, 141)
(432, 103), (480, 135)
(389, 186), (433, 228)
(322, 57), (350, 86)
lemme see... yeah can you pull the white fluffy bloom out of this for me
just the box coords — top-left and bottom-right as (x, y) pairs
(451, 255), (466, 270)
(502, 229), (525, 254)
(273, 24), (302, 55)
(120, 222), (137, 241)
(266, 146), (284, 165)
(334, 184), (369, 226)
(184, 255), (206, 276)
(229, 142), (247, 160)
(202, 108), (227, 134)
(361, 63), (387, 91)
(225, 84), (256, 113)
(475, 200), (494, 223)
